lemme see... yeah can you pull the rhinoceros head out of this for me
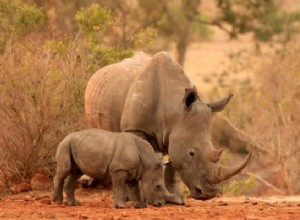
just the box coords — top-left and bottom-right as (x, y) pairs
(168, 91), (252, 200)
(141, 160), (182, 206)
(117, 52), (251, 200)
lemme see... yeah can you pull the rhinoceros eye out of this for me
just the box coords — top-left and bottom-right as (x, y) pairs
(189, 150), (195, 157)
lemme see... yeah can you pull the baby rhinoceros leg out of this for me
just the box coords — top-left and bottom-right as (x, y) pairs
(127, 180), (147, 209)
(53, 172), (68, 205)
(64, 173), (82, 206)
(53, 153), (72, 204)
(111, 170), (130, 208)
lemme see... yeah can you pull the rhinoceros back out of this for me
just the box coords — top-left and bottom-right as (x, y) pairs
(85, 52), (150, 131)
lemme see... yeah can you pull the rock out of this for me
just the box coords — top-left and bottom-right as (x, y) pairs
(218, 201), (228, 206)
(44, 211), (56, 219)
(251, 201), (258, 205)
(40, 198), (52, 205)
(103, 216), (114, 220)
(24, 195), (34, 201)
(31, 173), (53, 191)
(78, 213), (89, 219)
(10, 182), (31, 194)
(0, 180), (4, 190)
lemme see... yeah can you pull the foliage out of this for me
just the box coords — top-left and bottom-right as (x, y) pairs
(216, 0), (300, 42)
(222, 40), (300, 194)
(75, 4), (133, 69)
(217, 150), (256, 195)
(0, 0), (45, 52)
(219, 175), (256, 196)
(0, 2), (134, 186)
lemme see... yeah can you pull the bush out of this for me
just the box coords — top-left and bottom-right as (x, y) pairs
(225, 40), (300, 195)
(0, 2), (134, 187)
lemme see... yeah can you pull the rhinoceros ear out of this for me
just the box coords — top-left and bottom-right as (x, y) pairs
(184, 88), (197, 110)
(207, 94), (234, 112)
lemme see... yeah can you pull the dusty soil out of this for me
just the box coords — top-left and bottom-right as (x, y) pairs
(0, 188), (299, 220)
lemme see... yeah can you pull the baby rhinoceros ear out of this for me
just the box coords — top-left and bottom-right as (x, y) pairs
(154, 152), (163, 161)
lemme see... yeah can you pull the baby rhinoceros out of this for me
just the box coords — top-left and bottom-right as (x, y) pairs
(52, 129), (181, 208)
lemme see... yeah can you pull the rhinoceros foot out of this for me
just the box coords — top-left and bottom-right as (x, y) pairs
(64, 200), (81, 206)
(134, 201), (147, 209)
(113, 202), (127, 209)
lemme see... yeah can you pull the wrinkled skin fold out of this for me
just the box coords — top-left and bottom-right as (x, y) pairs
(85, 51), (252, 201)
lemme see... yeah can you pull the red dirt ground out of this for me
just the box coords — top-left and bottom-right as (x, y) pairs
(0, 188), (299, 220)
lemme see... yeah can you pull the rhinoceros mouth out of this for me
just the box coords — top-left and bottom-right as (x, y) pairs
(189, 185), (217, 200)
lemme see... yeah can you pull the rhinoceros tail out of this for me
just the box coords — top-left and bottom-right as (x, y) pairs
(55, 135), (73, 174)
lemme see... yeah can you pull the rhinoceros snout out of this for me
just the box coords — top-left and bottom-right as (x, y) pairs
(190, 185), (217, 200)
(152, 200), (165, 207)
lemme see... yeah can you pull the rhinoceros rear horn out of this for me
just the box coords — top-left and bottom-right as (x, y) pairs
(210, 150), (252, 184)
(206, 148), (224, 163)
(207, 94), (233, 112)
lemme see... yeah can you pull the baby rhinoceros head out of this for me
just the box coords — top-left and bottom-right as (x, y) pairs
(141, 161), (182, 207)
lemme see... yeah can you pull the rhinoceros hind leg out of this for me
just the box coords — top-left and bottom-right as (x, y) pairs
(111, 170), (129, 208)
(64, 172), (82, 206)
(52, 174), (66, 205)
(52, 160), (71, 204)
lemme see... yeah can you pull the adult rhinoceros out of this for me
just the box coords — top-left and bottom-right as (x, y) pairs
(85, 51), (251, 201)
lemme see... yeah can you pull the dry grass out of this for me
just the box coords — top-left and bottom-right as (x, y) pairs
(225, 40), (300, 194)
(0, 36), (90, 185)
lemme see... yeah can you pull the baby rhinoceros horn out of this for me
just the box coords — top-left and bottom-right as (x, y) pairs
(209, 150), (252, 184)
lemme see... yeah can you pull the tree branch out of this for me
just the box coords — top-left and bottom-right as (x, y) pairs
(221, 117), (270, 156)
(242, 171), (285, 195)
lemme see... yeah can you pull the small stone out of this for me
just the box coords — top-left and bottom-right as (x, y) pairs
(44, 211), (56, 219)
(251, 201), (258, 205)
(10, 182), (31, 193)
(103, 216), (114, 220)
(245, 216), (258, 220)
(24, 195), (34, 201)
(31, 173), (53, 191)
(78, 213), (89, 219)
(218, 201), (228, 206)
(35, 195), (51, 200)
(121, 212), (129, 217)
(31, 212), (43, 219)
(40, 198), (51, 205)
(0, 212), (5, 217)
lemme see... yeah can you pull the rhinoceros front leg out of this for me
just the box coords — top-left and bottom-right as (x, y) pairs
(111, 170), (129, 208)
(64, 173), (82, 206)
(127, 180), (147, 208)
(164, 163), (186, 205)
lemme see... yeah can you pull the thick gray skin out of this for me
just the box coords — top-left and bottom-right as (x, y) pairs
(85, 51), (252, 201)
(52, 129), (181, 208)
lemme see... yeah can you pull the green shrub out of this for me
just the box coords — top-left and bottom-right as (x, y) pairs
(0, 0), (45, 40)
(0, 2), (134, 187)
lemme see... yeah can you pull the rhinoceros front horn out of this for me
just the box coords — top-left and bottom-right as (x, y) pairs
(210, 150), (252, 184)
(207, 94), (234, 112)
